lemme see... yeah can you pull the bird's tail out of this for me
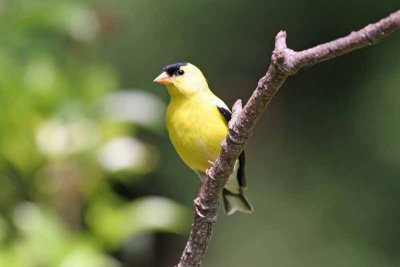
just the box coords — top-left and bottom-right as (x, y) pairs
(222, 188), (253, 215)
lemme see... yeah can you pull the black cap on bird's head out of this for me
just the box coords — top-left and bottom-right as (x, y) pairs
(153, 62), (188, 85)
(153, 62), (208, 93)
(162, 62), (188, 76)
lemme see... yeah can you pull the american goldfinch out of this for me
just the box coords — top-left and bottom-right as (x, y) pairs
(154, 62), (253, 215)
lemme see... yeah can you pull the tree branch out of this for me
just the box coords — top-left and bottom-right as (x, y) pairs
(177, 9), (400, 267)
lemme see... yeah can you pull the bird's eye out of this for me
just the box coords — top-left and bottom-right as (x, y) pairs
(177, 69), (185, 76)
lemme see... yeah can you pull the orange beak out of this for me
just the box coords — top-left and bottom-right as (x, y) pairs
(153, 72), (172, 85)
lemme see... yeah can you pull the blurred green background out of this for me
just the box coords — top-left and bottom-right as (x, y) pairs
(0, 0), (399, 266)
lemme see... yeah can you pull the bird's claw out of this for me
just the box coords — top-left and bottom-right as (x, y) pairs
(194, 196), (201, 206)
(205, 168), (216, 180)
(194, 197), (217, 222)
(195, 205), (207, 218)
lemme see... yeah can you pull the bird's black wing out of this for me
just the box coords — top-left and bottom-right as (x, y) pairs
(217, 105), (232, 122)
(217, 105), (246, 188)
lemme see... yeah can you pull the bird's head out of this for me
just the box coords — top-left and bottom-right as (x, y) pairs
(153, 62), (209, 97)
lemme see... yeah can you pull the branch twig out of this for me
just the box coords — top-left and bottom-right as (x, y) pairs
(177, 9), (400, 267)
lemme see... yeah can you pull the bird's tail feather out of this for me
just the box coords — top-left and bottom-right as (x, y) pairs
(222, 188), (253, 215)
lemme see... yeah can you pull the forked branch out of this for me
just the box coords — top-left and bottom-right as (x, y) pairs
(177, 9), (400, 267)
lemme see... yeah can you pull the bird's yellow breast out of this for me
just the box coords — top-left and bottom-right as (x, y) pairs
(166, 92), (228, 172)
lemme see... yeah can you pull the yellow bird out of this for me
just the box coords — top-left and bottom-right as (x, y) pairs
(154, 62), (253, 215)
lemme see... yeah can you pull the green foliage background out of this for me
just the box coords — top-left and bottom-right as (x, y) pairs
(0, 0), (399, 266)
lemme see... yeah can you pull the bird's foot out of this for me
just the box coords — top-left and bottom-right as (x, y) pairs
(194, 197), (217, 222)
(205, 168), (216, 180)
